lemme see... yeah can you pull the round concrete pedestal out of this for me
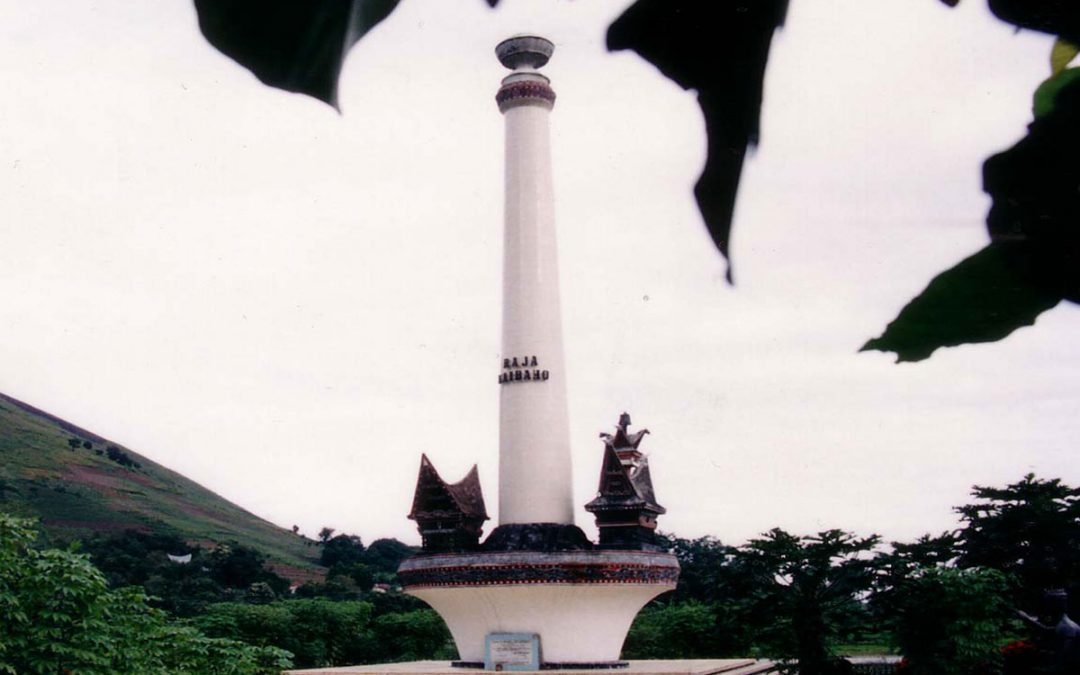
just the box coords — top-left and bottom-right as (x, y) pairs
(398, 550), (679, 665)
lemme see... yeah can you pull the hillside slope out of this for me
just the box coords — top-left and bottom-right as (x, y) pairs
(0, 392), (321, 579)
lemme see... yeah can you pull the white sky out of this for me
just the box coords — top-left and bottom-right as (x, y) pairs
(2, 0), (1077, 548)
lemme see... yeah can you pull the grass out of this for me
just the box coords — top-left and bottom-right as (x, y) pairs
(0, 392), (322, 578)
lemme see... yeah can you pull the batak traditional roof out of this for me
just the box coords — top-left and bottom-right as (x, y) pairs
(408, 454), (489, 521)
(585, 414), (666, 515)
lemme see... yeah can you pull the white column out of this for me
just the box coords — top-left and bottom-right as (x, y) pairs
(495, 37), (574, 525)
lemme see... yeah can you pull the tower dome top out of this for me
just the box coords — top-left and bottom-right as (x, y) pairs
(496, 35), (554, 70)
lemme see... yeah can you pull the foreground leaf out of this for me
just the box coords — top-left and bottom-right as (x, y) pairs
(1050, 37), (1079, 75)
(987, 0), (1080, 45)
(1032, 67), (1080, 118)
(867, 66), (1080, 362)
(862, 244), (1059, 362)
(607, 0), (788, 282)
(193, 0), (401, 109)
(985, 76), (1080, 301)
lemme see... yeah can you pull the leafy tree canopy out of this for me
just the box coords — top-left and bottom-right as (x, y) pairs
(956, 473), (1080, 607)
(739, 529), (881, 675)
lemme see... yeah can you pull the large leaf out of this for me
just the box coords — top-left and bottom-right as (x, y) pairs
(865, 69), (1080, 361)
(1050, 37), (1079, 76)
(984, 76), (1080, 302)
(1032, 67), (1080, 118)
(987, 0), (1080, 45)
(861, 244), (1060, 362)
(193, 0), (401, 109)
(607, 0), (788, 282)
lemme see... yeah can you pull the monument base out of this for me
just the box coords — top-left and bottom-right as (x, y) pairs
(287, 660), (776, 675)
(398, 550), (680, 664)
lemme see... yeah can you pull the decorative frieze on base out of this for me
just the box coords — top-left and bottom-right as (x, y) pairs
(399, 550), (679, 589)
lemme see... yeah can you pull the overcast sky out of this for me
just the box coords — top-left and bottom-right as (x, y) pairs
(2, 0), (1077, 548)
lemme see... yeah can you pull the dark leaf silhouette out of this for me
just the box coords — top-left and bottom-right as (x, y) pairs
(986, 0), (1080, 45)
(607, 0), (788, 282)
(861, 244), (1059, 362)
(983, 77), (1080, 302)
(193, 0), (401, 109)
(864, 71), (1080, 361)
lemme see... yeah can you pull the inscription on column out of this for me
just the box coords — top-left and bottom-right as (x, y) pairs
(497, 355), (550, 385)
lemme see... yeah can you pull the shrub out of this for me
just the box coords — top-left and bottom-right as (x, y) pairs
(0, 513), (291, 674)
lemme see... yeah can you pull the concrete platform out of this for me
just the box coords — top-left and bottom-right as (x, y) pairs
(288, 659), (776, 675)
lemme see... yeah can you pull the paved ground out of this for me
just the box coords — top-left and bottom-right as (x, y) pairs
(287, 660), (776, 675)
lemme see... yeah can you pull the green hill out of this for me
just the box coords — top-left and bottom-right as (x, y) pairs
(0, 392), (322, 582)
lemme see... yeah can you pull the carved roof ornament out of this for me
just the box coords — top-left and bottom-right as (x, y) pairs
(599, 412), (650, 453)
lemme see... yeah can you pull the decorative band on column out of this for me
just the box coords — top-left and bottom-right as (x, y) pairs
(496, 81), (556, 112)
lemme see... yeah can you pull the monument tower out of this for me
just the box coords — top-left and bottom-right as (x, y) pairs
(399, 36), (679, 669)
(495, 34), (574, 527)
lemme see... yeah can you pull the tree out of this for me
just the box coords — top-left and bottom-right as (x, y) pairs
(320, 533), (365, 569)
(955, 474), (1080, 608)
(886, 567), (1013, 675)
(361, 537), (415, 579)
(188, 0), (1080, 362)
(655, 534), (743, 605)
(738, 528), (880, 675)
(208, 542), (290, 595)
(194, 599), (448, 668)
(636, 533), (759, 657)
(872, 533), (960, 612)
(371, 609), (455, 663)
(622, 602), (721, 659)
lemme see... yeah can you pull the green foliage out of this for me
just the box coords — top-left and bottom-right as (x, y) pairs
(363, 537), (415, 577)
(197, 599), (453, 668)
(1034, 68), (1080, 118)
(209, 542), (290, 593)
(739, 529), (880, 675)
(873, 533), (960, 613)
(0, 513), (291, 675)
(656, 534), (743, 605)
(888, 567), (1013, 675)
(294, 576), (362, 601)
(956, 474), (1080, 608)
(623, 601), (720, 659)
(372, 610), (456, 662)
(320, 533), (365, 568)
(81, 530), (291, 616)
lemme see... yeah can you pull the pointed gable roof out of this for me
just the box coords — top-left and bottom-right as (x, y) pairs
(595, 443), (639, 501)
(408, 454), (488, 521)
(585, 414), (665, 514)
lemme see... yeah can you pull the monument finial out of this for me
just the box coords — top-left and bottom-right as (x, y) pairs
(496, 35), (554, 71)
